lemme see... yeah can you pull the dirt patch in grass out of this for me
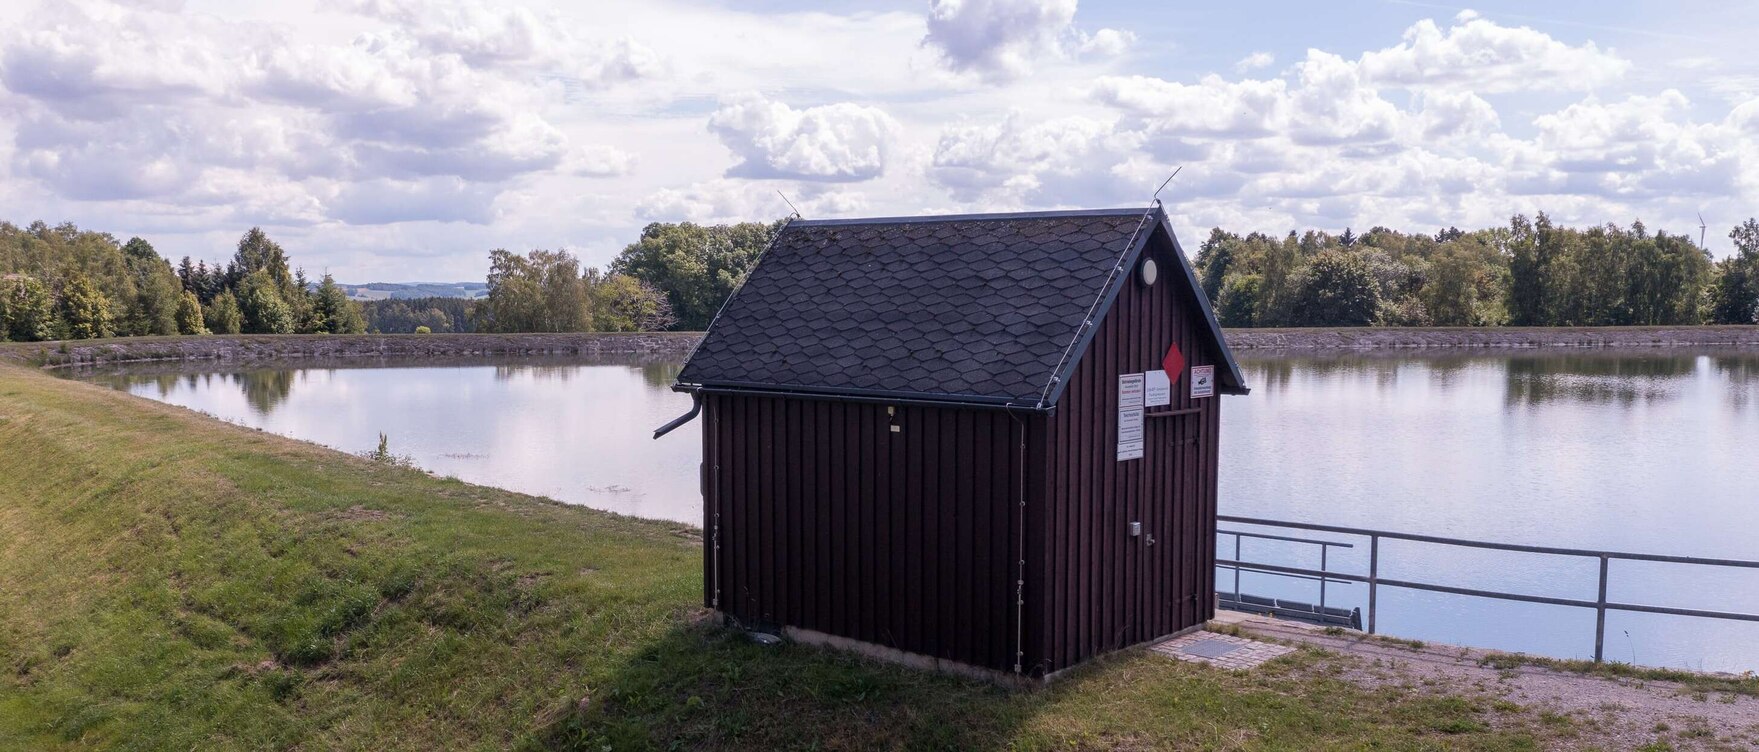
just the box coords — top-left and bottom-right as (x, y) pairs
(1228, 615), (1759, 751)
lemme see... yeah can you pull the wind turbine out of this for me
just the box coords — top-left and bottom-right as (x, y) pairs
(1698, 212), (1708, 248)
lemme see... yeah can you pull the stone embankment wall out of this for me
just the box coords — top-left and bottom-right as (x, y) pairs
(5, 326), (1758, 369)
(7, 333), (704, 369)
(1223, 326), (1759, 351)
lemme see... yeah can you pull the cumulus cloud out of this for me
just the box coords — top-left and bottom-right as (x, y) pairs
(338, 0), (663, 85)
(1415, 90), (1500, 139)
(930, 112), (1144, 204)
(1285, 51), (1403, 146)
(1518, 91), (1743, 198)
(1234, 52), (1275, 73)
(923, 0), (1130, 82)
(708, 94), (900, 182)
(1094, 54), (1405, 148)
(566, 145), (637, 178)
(1357, 11), (1629, 93)
(0, 3), (231, 119)
(1091, 75), (1288, 138)
(0, 0), (646, 226)
(967, 11), (1754, 232)
(1076, 28), (1135, 57)
(328, 177), (501, 225)
(3, 0), (1757, 276)
(635, 180), (864, 223)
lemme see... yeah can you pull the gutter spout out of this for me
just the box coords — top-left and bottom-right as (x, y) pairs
(652, 392), (703, 439)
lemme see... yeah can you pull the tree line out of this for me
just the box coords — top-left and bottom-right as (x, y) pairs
(1195, 215), (1759, 328)
(471, 220), (782, 334)
(481, 214), (1759, 334)
(7, 212), (1757, 342)
(365, 221), (784, 334)
(1, 221), (364, 342)
(360, 297), (477, 334)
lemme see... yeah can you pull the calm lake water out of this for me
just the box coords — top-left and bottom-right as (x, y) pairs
(75, 349), (1759, 672)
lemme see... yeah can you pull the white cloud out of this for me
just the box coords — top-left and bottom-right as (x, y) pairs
(1091, 75), (1287, 138)
(930, 112), (1143, 205)
(1, 0), (1757, 276)
(338, 0), (663, 85)
(1094, 53), (1407, 148)
(634, 180), (862, 224)
(328, 177), (501, 225)
(1286, 51), (1403, 146)
(1076, 28), (1135, 57)
(1234, 51), (1275, 73)
(0, 2), (233, 119)
(1415, 90), (1500, 139)
(708, 94), (900, 182)
(1521, 91), (1742, 199)
(566, 145), (637, 178)
(923, 0), (1128, 82)
(1357, 14), (1629, 93)
(0, 0), (645, 227)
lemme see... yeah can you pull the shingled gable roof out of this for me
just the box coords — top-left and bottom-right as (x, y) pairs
(675, 206), (1247, 411)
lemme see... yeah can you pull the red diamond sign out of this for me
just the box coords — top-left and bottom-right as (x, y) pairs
(1162, 343), (1185, 384)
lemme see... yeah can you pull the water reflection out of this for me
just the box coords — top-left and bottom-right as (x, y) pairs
(1503, 354), (1698, 407)
(239, 370), (296, 414)
(1711, 357), (1759, 410)
(641, 362), (683, 389)
(77, 354), (704, 524)
(1229, 348), (1759, 672)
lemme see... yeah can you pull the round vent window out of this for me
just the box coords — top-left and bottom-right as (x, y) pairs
(1139, 258), (1159, 286)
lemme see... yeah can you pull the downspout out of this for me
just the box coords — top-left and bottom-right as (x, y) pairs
(652, 392), (703, 439)
(1007, 405), (1028, 675)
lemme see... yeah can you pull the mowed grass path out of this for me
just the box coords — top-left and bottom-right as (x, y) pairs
(0, 357), (1556, 750)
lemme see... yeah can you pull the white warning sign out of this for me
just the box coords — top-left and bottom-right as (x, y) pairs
(1190, 365), (1215, 398)
(1143, 370), (1171, 407)
(1118, 373), (1145, 461)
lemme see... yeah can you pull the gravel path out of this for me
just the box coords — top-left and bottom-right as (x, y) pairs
(1219, 611), (1759, 750)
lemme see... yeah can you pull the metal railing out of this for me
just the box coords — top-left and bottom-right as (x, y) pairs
(1216, 514), (1759, 662)
(1217, 527), (1359, 627)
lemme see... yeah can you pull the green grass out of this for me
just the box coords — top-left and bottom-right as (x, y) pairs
(0, 360), (1572, 750)
(1475, 652), (1759, 698)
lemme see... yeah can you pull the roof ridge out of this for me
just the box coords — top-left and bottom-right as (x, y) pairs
(789, 207), (1151, 228)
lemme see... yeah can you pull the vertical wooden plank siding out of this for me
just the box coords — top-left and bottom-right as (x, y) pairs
(704, 395), (1029, 673)
(1031, 232), (1226, 674)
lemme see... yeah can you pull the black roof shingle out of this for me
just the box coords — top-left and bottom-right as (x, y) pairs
(677, 207), (1243, 409)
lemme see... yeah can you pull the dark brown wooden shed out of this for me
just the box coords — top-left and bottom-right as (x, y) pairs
(657, 206), (1247, 681)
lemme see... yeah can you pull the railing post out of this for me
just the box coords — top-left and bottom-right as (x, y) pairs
(1319, 545), (1329, 614)
(1233, 534), (1242, 599)
(1594, 555), (1608, 663)
(1368, 534), (1379, 635)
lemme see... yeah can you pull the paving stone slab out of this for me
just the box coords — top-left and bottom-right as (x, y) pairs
(1151, 631), (1294, 670)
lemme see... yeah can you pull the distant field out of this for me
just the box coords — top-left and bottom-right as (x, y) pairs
(0, 358), (1582, 750)
(332, 282), (488, 301)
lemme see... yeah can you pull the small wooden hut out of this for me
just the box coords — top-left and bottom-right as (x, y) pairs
(657, 206), (1247, 681)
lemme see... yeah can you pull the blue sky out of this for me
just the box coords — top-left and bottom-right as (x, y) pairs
(1, 0), (1755, 281)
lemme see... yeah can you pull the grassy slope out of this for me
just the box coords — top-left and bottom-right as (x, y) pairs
(0, 360), (1558, 751)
